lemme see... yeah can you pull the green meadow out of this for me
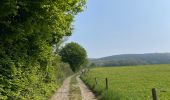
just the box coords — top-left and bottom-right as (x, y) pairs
(81, 64), (170, 100)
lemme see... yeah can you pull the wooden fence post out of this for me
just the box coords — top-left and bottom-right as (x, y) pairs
(152, 88), (158, 100)
(105, 78), (108, 90)
(95, 77), (97, 86)
(83, 70), (85, 75)
(81, 70), (83, 76)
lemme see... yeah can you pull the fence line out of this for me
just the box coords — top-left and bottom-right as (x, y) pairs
(80, 69), (169, 100)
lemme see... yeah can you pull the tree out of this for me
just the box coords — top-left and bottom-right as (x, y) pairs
(89, 63), (97, 67)
(59, 42), (87, 72)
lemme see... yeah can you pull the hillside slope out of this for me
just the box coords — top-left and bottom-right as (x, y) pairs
(90, 53), (170, 66)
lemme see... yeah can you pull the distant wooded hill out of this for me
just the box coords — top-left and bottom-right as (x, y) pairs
(89, 53), (170, 66)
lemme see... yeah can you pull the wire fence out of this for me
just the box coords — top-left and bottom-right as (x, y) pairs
(80, 68), (170, 100)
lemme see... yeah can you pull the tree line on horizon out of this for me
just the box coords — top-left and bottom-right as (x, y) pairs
(90, 53), (170, 67)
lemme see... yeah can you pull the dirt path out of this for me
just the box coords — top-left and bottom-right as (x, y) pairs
(50, 75), (97, 100)
(50, 76), (72, 100)
(69, 75), (82, 100)
(77, 76), (97, 100)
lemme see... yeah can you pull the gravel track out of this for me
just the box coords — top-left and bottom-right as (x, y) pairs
(50, 75), (97, 100)
(77, 76), (97, 100)
(50, 76), (72, 100)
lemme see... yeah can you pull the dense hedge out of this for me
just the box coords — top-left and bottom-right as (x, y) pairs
(0, 0), (85, 99)
(0, 46), (73, 100)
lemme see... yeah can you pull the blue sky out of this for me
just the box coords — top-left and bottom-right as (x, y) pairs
(68, 0), (170, 58)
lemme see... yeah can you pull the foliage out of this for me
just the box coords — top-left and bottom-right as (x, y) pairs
(81, 64), (170, 100)
(0, 0), (85, 99)
(59, 42), (87, 72)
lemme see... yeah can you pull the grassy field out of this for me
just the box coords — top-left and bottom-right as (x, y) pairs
(81, 64), (170, 100)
